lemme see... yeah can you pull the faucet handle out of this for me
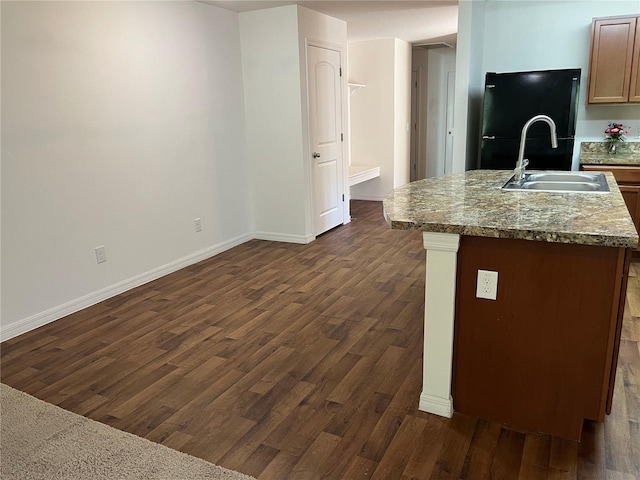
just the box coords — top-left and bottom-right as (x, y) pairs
(514, 158), (529, 184)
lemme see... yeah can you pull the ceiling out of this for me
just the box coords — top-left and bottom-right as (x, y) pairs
(200, 1), (458, 45)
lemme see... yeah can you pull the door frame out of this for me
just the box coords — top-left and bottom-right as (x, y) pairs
(444, 71), (456, 175)
(303, 38), (349, 239)
(410, 68), (420, 182)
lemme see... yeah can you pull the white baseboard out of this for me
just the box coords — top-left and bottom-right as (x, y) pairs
(0, 233), (253, 342)
(254, 231), (314, 244)
(350, 195), (385, 202)
(419, 392), (453, 418)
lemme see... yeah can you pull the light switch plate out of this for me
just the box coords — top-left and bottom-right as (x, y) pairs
(476, 269), (498, 300)
(95, 245), (107, 264)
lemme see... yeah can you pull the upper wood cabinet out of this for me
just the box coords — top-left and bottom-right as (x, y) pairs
(587, 15), (640, 104)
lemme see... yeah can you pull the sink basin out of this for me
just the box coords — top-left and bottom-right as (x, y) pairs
(519, 181), (607, 192)
(525, 172), (604, 183)
(502, 171), (610, 193)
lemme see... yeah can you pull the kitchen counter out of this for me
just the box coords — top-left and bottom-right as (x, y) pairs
(580, 141), (640, 166)
(383, 169), (637, 440)
(383, 169), (638, 249)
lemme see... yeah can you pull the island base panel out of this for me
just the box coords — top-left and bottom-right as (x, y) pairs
(452, 236), (628, 441)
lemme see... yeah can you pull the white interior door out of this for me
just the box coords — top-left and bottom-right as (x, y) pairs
(308, 45), (344, 236)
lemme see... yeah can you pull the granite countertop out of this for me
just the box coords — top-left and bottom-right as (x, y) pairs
(383, 170), (638, 248)
(580, 142), (640, 166)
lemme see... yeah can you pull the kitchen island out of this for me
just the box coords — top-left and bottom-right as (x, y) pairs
(383, 169), (638, 440)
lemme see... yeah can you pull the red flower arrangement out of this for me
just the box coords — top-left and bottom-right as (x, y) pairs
(605, 122), (629, 142)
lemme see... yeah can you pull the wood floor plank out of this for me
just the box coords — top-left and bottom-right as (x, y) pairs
(605, 361), (635, 477)
(518, 434), (552, 480)
(428, 413), (478, 479)
(402, 415), (448, 479)
(459, 420), (503, 479)
(548, 437), (578, 479)
(490, 428), (526, 480)
(285, 431), (342, 480)
(1, 200), (638, 479)
(576, 421), (605, 480)
(370, 415), (429, 480)
(341, 455), (380, 480)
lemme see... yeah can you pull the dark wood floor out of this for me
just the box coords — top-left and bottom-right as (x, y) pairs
(2, 200), (639, 479)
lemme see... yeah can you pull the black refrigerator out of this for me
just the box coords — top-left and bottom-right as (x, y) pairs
(478, 68), (581, 171)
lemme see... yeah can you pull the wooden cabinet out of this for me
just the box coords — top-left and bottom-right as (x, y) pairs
(452, 236), (631, 440)
(587, 15), (640, 104)
(581, 164), (640, 254)
(621, 186), (640, 232)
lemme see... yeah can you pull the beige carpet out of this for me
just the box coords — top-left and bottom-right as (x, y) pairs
(0, 384), (257, 480)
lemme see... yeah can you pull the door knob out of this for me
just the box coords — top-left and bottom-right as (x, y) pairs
(312, 152), (321, 158)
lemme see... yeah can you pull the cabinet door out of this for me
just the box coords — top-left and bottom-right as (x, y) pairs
(620, 185), (640, 252)
(630, 19), (640, 102)
(588, 16), (637, 103)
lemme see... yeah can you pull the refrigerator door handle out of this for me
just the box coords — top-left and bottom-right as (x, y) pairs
(567, 76), (579, 137)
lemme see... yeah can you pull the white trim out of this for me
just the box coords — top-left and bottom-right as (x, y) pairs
(0, 233), (253, 342)
(349, 165), (380, 186)
(419, 393), (453, 418)
(253, 231), (314, 244)
(423, 231), (461, 252)
(420, 231), (460, 419)
(0, 227), (324, 342)
(349, 194), (386, 201)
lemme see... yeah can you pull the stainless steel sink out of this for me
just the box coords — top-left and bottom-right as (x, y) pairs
(525, 172), (604, 183)
(501, 171), (610, 193)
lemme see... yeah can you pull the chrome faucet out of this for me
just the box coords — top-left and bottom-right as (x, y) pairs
(514, 114), (558, 184)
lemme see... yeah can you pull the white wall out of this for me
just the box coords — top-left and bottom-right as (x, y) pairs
(458, 0), (640, 171)
(394, 39), (412, 189)
(1, 1), (252, 338)
(349, 38), (412, 200)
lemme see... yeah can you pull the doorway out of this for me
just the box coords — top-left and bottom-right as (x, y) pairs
(411, 45), (456, 179)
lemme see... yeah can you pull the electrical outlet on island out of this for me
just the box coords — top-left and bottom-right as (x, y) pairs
(476, 269), (498, 300)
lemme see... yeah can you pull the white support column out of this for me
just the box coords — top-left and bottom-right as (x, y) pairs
(419, 231), (460, 417)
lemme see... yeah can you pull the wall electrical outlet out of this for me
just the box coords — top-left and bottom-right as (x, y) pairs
(194, 218), (202, 233)
(95, 245), (107, 264)
(476, 269), (498, 300)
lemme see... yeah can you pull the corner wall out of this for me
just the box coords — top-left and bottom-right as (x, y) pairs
(1, 1), (252, 338)
(297, 6), (349, 228)
(239, 6), (309, 243)
(394, 39), (412, 189)
(453, 0), (485, 173)
(239, 5), (348, 242)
